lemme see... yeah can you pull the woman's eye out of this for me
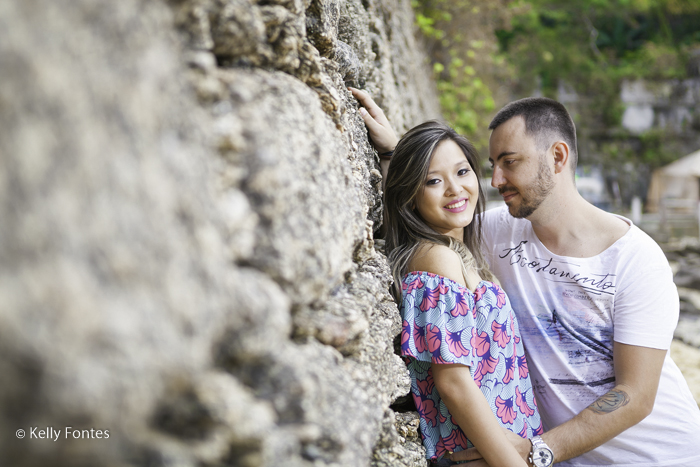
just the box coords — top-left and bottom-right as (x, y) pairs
(426, 178), (440, 186)
(458, 168), (471, 176)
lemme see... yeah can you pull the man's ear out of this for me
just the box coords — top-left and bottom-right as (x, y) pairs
(551, 141), (570, 174)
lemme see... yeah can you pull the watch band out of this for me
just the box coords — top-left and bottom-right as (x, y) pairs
(529, 435), (554, 467)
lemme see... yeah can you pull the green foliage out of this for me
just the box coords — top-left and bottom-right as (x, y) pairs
(638, 128), (681, 167)
(493, 0), (700, 172)
(411, 0), (700, 174)
(498, 0), (700, 93)
(436, 75), (494, 135)
(411, 0), (514, 152)
(414, 12), (442, 39)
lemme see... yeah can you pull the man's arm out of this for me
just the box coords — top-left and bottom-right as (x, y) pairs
(543, 342), (665, 462)
(450, 341), (666, 464)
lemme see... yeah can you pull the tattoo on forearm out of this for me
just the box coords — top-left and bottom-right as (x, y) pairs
(587, 389), (630, 415)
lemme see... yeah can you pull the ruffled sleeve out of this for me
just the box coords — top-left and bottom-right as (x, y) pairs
(400, 271), (477, 368)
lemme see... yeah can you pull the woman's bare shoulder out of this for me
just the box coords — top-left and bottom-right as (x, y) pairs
(407, 243), (466, 286)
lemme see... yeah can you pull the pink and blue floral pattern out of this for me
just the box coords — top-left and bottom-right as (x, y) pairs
(400, 271), (543, 460)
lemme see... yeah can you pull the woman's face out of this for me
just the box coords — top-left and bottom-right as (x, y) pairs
(413, 139), (479, 240)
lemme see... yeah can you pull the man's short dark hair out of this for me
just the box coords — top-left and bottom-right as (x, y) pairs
(489, 97), (578, 170)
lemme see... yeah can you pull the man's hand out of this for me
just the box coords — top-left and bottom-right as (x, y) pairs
(447, 446), (484, 464)
(349, 87), (399, 153)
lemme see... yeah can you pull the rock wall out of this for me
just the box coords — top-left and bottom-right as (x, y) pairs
(0, 0), (439, 466)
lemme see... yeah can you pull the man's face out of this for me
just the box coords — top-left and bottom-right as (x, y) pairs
(488, 116), (554, 218)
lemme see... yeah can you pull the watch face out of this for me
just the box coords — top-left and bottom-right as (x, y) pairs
(533, 448), (553, 467)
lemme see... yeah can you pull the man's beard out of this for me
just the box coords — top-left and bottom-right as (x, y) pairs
(499, 157), (554, 219)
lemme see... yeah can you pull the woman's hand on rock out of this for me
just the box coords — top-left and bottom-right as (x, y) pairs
(349, 87), (399, 154)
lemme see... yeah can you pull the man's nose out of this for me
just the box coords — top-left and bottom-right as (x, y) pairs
(491, 166), (505, 188)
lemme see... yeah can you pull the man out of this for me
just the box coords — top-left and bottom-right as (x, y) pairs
(475, 97), (700, 466)
(351, 88), (700, 466)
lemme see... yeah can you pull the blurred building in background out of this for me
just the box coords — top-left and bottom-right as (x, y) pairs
(647, 148), (700, 214)
(642, 148), (700, 240)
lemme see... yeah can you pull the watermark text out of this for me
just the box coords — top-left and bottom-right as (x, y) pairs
(16, 426), (110, 441)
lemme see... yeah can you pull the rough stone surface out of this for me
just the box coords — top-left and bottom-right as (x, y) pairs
(0, 0), (438, 466)
(373, 411), (427, 467)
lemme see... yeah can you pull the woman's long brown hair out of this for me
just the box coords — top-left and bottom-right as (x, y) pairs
(383, 120), (493, 301)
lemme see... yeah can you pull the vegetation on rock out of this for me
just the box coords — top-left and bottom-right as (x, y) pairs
(413, 0), (700, 202)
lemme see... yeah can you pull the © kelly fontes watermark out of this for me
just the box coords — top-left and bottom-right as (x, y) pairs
(16, 426), (110, 441)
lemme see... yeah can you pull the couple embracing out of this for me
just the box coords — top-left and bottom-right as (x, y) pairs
(351, 88), (700, 467)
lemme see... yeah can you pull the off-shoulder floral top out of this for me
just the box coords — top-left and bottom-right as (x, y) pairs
(400, 271), (543, 460)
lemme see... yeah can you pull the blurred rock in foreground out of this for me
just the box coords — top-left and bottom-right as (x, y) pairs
(0, 0), (439, 465)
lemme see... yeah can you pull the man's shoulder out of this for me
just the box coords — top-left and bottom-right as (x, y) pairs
(616, 223), (670, 270)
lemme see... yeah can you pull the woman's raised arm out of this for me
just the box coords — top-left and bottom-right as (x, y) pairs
(349, 87), (399, 153)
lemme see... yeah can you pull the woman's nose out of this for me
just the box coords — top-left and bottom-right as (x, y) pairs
(444, 177), (461, 196)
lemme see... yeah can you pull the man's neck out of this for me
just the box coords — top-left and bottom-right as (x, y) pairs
(527, 189), (629, 258)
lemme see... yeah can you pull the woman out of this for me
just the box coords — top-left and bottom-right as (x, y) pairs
(351, 89), (542, 466)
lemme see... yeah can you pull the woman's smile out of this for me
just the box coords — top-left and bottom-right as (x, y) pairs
(444, 198), (469, 212)
(413, 139), (479, 240)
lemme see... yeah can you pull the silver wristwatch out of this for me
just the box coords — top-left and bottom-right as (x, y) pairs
(529, 435), (554, 467)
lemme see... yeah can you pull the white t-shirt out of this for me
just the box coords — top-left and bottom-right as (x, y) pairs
(481, 206), (700, 466)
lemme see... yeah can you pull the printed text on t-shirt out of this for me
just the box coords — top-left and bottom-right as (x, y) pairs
(499, 241), (616, 295)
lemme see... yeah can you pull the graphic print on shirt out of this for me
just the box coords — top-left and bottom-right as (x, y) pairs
(499, 241), (616, 296)
(497, 240), (616, 393)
